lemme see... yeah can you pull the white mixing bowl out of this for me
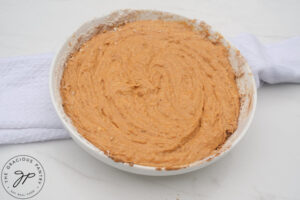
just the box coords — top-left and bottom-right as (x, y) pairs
(49, 9), (257, 176)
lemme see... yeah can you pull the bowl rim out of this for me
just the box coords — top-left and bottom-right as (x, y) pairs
(49, 9), (257, 176)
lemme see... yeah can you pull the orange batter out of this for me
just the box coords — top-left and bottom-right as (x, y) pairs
(60, 20), (240, 169)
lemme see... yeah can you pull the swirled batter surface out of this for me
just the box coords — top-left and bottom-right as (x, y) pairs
(61, 20), (240, 169)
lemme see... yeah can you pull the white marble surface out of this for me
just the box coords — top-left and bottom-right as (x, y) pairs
(0, 0), (300, 199)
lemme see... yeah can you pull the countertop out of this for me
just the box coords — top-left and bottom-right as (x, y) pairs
(0, 0), (299, 199)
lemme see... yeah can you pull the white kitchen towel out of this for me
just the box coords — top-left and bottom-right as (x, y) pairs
(0, 53), (70, 144)
(0, 34), (300, 144)
(229, 34), (300, 87)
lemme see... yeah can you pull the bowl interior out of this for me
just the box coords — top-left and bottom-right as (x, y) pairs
(50, 9), (257, 176)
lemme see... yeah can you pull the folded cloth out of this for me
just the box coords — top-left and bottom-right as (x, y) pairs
(0, 53), (70, 144)
(0, 34), (299, 144)
(229, 34), (300, 87)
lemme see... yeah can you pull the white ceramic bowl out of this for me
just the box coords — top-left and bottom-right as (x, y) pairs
(50, 9), (257, 176)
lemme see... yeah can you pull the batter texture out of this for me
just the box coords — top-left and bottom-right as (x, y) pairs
(60, 20), (240, 169)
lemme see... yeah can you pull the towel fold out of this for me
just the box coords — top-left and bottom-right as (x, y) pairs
(0, 34), (299, 144)
(229, 34), (300, 87)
